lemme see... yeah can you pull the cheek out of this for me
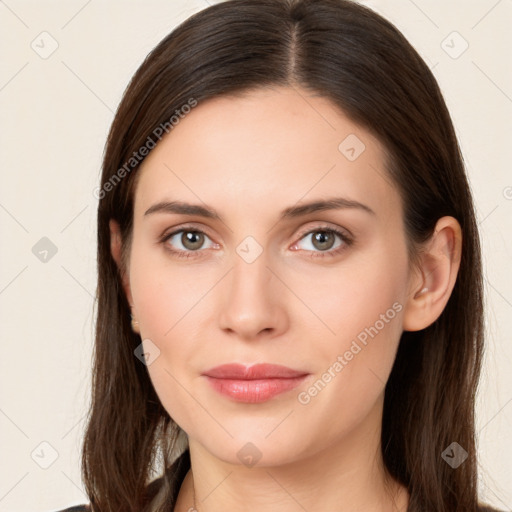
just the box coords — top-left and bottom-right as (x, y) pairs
(128, 243), (218, 396)
(128, 244), (208, 429)
(293, 239), (408, 405)
(129, 240), (209, 338)
(290, 267), (407, 446)
(295, 243), (408, 352)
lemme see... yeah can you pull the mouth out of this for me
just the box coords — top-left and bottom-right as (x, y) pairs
(201, 363), (310, 403)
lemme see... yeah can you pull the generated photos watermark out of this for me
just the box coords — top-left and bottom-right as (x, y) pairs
(93, 97), (198, 200)
(297, 301), (403, 405)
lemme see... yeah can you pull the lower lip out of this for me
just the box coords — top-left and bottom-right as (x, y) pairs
(204, 375), (308, 403)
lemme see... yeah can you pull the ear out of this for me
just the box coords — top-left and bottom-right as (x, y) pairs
(402, 216), (462, 332)
(109, 219), (133, 306)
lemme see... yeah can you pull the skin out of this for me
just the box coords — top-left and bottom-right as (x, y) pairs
(110, 85), (462, 512)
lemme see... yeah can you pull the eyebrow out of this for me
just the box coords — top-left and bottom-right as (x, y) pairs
(144, 196), (375, 221)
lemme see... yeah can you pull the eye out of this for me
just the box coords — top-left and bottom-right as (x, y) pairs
(159, 225), (353, 260)
(160, 228), (218, 258)
(291, 226), (352, 258)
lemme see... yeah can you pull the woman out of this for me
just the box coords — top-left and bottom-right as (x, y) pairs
(57, 0), (502, 510)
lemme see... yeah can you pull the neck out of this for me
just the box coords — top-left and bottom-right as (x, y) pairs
(174, 399), (409, 512)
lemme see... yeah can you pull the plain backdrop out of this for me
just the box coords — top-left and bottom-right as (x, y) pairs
(0, 1), (511, 511)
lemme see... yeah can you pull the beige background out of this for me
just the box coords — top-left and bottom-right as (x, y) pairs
(0, 0), (510, 510)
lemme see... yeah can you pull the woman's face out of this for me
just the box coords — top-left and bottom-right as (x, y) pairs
(125, 86), (415, 466)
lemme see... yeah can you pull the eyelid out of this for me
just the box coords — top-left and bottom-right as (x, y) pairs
(294, 222), (353, 241)
(290, 224), (353, 256)
(159, 223), (219, 249)
(159, 222), (353, 257)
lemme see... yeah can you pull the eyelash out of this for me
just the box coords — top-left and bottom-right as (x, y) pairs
(159, 224), (353, 260)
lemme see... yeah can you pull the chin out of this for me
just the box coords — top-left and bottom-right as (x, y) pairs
(191, 425), (316, 469)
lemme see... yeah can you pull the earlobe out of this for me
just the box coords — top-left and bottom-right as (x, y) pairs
(402, 216), (462, 332)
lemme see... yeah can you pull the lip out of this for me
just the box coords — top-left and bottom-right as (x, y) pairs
(202, 363), (310, 403)
(202, 363), (308, 379)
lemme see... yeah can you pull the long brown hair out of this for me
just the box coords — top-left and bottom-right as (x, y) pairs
(82, 1), (487, 510)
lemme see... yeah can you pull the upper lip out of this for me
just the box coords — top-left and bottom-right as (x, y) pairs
(202, 363), (309, 380)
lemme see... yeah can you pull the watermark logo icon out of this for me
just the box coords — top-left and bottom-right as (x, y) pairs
(338, 134), (366, 161)
(31, 441), (59, 469)
(236, 442), (262, 467)
(31, 31), (59, 59)
(236, 236), (263, 264)
(441, 441), (468, 468)
(441, 31), (469, 59)
(32, 237), (58, 263)
(134, 338), (161, 366)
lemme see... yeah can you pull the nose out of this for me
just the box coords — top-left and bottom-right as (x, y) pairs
(217, 251), (289, 341)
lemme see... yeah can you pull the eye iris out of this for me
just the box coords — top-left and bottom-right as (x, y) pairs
(182, 231), (204, 250)
(312, 231), (335, 251)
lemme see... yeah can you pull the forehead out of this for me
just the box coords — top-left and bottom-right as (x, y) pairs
(134, 86), (400, 221)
